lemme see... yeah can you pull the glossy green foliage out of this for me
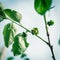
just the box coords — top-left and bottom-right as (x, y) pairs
(3, 23), (15, 47)
(47, 20), (54, 26)
(31, 27), (39, 35)
(4, 9), (22, 23)
(12, 33), (29, 56)
(34, 0), (52, 15)
(0, 2), (6, 22)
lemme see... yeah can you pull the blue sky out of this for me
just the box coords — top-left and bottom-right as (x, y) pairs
(0, 0), (60, 60)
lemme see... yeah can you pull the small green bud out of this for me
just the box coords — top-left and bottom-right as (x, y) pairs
(47, 20), (54, 26)
(31, 27), (39, 35)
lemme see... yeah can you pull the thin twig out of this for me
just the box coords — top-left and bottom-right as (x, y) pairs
(44, 14), (50, 44)
(10, 20), (49, 45)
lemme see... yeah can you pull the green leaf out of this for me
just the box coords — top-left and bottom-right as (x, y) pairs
(4, 9), (22, 23)
(31, 27), (39, 35)
(12, 33), (29, 56)
(47, 20), (54, 26)
(34, 0), (52, 15)
(3, 23), (15, 47)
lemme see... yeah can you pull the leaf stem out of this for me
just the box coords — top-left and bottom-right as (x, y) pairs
(43, 14), (56, 60)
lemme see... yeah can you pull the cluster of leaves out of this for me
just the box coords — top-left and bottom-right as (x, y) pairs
(0, 2), (39, 56)
(0, 2), (29, 56)
(0, 0), (55, 57)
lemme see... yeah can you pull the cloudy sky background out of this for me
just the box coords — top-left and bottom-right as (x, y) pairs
(0, 0), (60, 60)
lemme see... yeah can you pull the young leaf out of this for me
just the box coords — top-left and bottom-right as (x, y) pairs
(12, 33), (29, 56)
(47, 20), (54, 26)
(34, 0), (52, 15)
(3, 23), (15, 47)
(4, 9), (22, 23)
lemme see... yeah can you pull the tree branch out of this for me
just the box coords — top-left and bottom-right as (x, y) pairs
(43, 14), (56, 60)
